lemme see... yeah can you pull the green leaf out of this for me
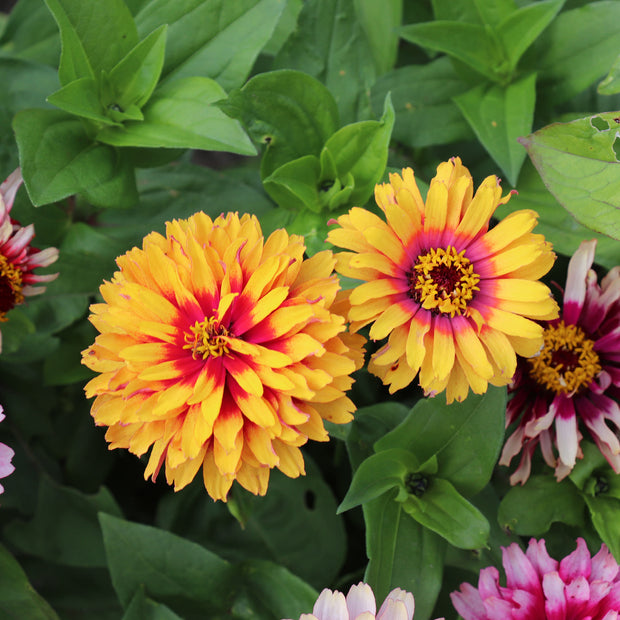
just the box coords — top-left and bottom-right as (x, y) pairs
(401, 478), (490, 549)
(375, 387), (506, 497)
(521, 111), (620, 239)
(498, 475), (585, 536)
(496, 0), (564, 72)
(400, 21), (502, 82)
(221, 69), (339, 178)
(338, 449), (422, 514)
(433, 0), (516, 26)
(530, 1), (620, 103)
(494, 160), (620, 271)
(14, 109), (138, 207)
(371, 57), (472, 149)
(0, 544), (59, 620)
(46, 77), (115, 125)
(322, 93), (394, 206)
(100, 513), (236, 614)
(263, 155), (322, 212)
(583, 495), (620, 560)
(135, 0), (285, 91)
(44, 0), (138, 85)
(123, 589), (184, 620)
(106, 24), (168, 111)
(363, 491), (445, 620)
(454, 71), (536, 186)
(4, 476), (122, 568)
(569, 441), (610, 491)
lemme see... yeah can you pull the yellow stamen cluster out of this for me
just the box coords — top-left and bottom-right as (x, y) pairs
(410, 246), (480, 317)
(529, 321), (601, 395)
(183, 317), (230, 360)
(0, 254), (24, 320)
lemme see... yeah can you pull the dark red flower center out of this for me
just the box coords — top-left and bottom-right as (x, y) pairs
(0, 255), (24, 320)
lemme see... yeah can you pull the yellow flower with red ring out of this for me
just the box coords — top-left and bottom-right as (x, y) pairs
(82, 212), (364, 501)
(328, 157), (559, 403)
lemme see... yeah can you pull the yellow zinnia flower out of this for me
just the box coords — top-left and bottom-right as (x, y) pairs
(82, 212), (364, 501)
(327, 157), (559, 403)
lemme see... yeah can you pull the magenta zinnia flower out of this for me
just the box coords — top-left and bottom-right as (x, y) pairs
(0, 406), (15, 494)
(0, 169), (59, 350)
(451, 538), (620, 619)
(500, 239), (620, 484)
(284, 582), (441, 620)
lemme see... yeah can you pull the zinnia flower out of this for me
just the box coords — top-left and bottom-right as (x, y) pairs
(82, 212), (364, 501)
(0, 168), (59, 350)
(451, 537), (620, 619)
(0, 406), (15, 494)
(327, 157), (558, 403)
(284, 582), (440, 620)
(500, 239), (620, 484)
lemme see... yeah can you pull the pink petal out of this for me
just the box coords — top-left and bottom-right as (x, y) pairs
(591, 544), (620, 582)
(502, 543), (541, 594)
(542, 572), (567, 620)
(563, 239), (596, 325)
(450, 583), (486, 620)
(526, 539), (558, 577)
(378, 588), (414, 620)
(0, 168), (23, 212)
(312, 589), (348, 620)
(559, 538), (591, 582)
(346, 583), (376, 618)
(553, 396), (579, 469)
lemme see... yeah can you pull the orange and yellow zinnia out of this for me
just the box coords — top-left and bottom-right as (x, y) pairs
(82, 212), (364, 501)
(328, 157), (559, 403)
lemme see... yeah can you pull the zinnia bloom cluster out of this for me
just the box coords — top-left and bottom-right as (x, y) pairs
(82, 212), (364, 501)
(0, 406), (14, 494)
(501, 239), (620, 484)
(451, 537), (620, 619)
(0, 169), (59, 350)
(284, 582), (438, 620)
(328, 157), (558, 403)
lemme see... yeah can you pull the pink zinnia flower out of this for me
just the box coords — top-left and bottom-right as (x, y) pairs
(0, 406), (14, 494)
(451, 538), (620, 619)
(500, 239), (620, 484)
(284, 582), (442, 620)
(0, 168), (59, 350)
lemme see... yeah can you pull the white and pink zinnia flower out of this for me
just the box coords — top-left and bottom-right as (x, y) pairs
(284, 582), (441, 620)
(0, 406), (14, 494)
(451, 538), (620, 619)
(0, 168), (59, 350)
(500, 239), (620, 484)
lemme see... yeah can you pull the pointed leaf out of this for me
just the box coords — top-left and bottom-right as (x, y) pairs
(433, 0), (516, 26)
(455, 71), (536, 186)
(46, 77), (116, 125)
(583, 495), (620, 561)
(263, 155), (322, 212)
(521, 111), (620, 239)
(598, 52), (620, 95)
(123, 589), (184, 620)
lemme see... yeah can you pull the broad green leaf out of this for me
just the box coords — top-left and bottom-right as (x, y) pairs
(263, 155), (322, 213)
(97, 77), (255, 155)
(598, 53), (620, 95)
(400, 21), (503, 83)
(354, 0), (402, 75)
(494, 161), (620, 271)
(135, 0), (285, 91)
(106, 24), (167, 111)
(521, 111), (620, 239)
(496, 0), (563, 72)
(455, 71), (536, 186)
(433, 0), (516, 26)
(530, 1), (620, 103)
(364, 491), (445, 620)
(498, 475), (585, 536)
(0, 544), (59, 620)
(221, 70), (339, 178)
(4, 476), (122, 567)
(46, 77), (115, 125)
(338, 449), (422, 514)
(375, 387), (506, 497)
(44, 0), (138, 85)
(100, 513), (236, 614)
(583, 495), (620, 560)
(569, 441), (610, 491)
(371, 57), (472, 149)
(261, 0), (304, 56)
(123, 589), (184, 620)
(401, 478), (490, 549)
(13, 108), (138, 207)
(322, 93), (394, 206)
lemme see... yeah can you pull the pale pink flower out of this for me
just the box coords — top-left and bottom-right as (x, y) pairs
(451, 538), (620, 619)
(0, 406), (14, 493)
(0, 168), (59, 351)
(500, 239), (620, 484)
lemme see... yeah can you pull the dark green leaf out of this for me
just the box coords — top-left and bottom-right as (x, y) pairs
(598, 53), (620, 95)
(521, 110), (620, 239)
(14, 108), (138, 207)
(454, 72), (536, 186)
(583, 494), (620, 560)
(263, 155), (322, 212)
(498, 475), (585, 536)
(0, 544), (59, 620)
(375, 387), (506, 497)
(135, 0), (285, 91)
(46, 77), (115, 124)
(98, 77), (255, 155)
(123, 589), (184, 620)
(401, 478), (489, 549)
(569, 440), (610, 491)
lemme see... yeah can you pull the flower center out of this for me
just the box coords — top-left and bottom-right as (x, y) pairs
(183, 317), (231, 360)
(408, 246), (479, 317)
(0, 254), (24, 320)
(528, 321), (601, 395)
